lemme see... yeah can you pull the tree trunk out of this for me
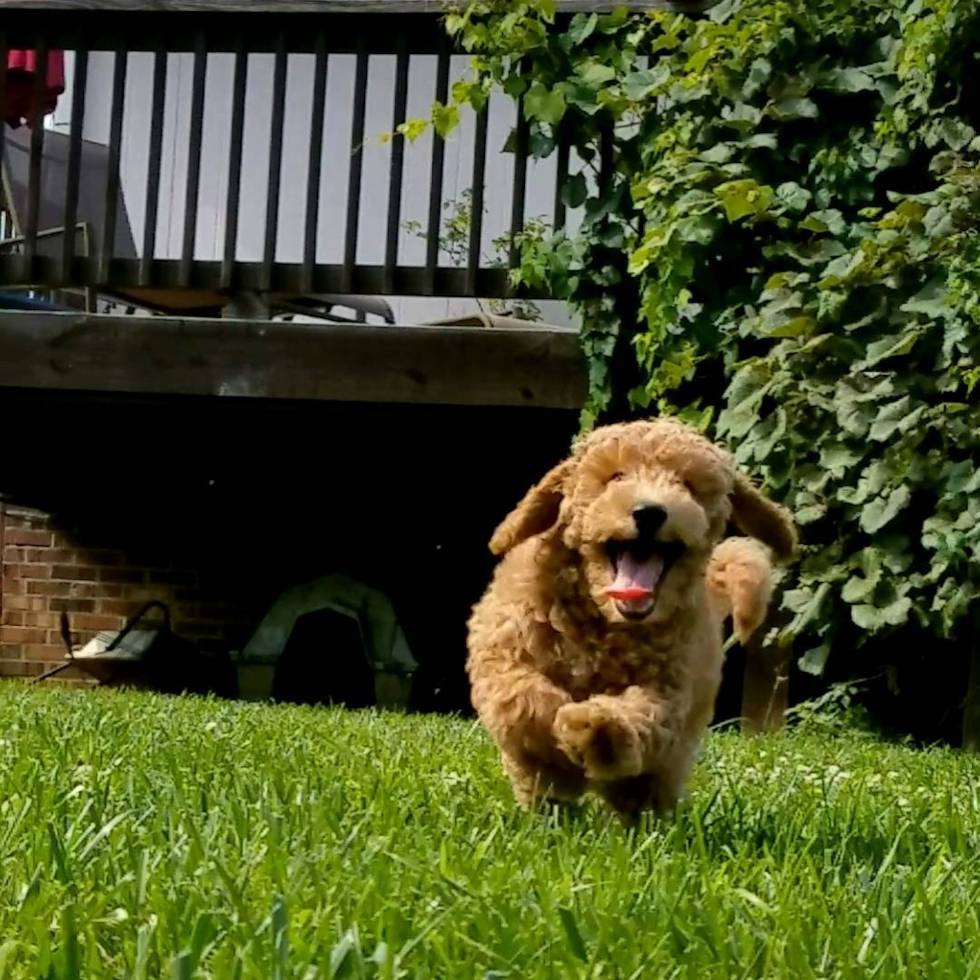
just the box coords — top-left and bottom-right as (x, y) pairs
(963, 633), (980, 752)
(741, 634), (790, 735)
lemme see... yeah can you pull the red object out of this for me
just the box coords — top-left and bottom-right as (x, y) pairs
(606, 587), (654, 601)
(5, 49), (66, 128)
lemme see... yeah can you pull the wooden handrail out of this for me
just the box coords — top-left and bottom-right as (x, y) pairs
(0, 1), (707, 12)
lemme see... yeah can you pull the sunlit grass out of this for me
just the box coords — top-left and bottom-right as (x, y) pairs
(0, 685), (977, 977)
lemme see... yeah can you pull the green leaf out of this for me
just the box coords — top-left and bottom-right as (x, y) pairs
(675, 213), (722, 245)
(718, 102), (763, 133)
(562, 172), (589, 209)
(842, 573), (877, 604)
(861, 330), (923, 367)
(804, 208), (846, 234)
(819, 443), (865, 475)
(699, 143), (735, 164)
(579, 63), (616, 88)
(841, 458), (902, 506)
(799, 643), (831, 676)
(776, 182), (811, 213)
(503, 75), (529, 99)
(768, 314), (815, 338)
(566, 86), (603, 115)
(852, 596), (912, 631)
(708, 0), (737, 22)
(795, 502), (827, 525)
(783, 583), (832, 632)
(901, 278), (947, 319)
(623, 64), (670, 101)
(821, 67), (875, 93)
(851, 605), (883, 630)
(742, 58), (772, 99)
(525, 83), (566, 126)
(937, 117), (975, 151)
(943, 462), (980, 499)
(860, 487), (911, 534)
(529, 129), (556, 158)
(452, 78), (488, 112)
(535, 0), (557, 21)
(596, 8), (628, 32)
(799, 215), (828, 233)
(744, 132), (779, 150)
(770, 97), (818, 120)
(568, 12), (598, 45)
(714, 179), (774, 222)
(869, 397), (926, 442)
(397, 118), (428, 143)
(431, 103), (459, 139)
(837, 374), (896, 405)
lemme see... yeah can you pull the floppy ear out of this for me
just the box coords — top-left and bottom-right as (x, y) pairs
(489, 459), (574, 556)
(730, 472), (798, 562)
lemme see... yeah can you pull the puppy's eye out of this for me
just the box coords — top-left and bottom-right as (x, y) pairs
(610, 471), (625, 483)
(683, 480), (697, 495)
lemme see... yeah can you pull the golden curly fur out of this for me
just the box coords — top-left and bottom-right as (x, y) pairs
(466, 418), (796, 819)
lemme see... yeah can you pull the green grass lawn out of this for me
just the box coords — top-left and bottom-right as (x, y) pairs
(0, 686), (978, 978)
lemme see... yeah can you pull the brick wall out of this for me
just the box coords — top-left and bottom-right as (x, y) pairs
(0, 505), (254, 681)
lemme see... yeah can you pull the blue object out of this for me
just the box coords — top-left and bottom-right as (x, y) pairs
(0, 291), (66, 311)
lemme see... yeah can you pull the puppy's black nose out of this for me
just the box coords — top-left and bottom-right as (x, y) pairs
(632, 505), (667, 538)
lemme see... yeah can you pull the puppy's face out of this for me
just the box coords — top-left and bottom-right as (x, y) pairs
(488, 418), (796, 628)
(561, 422), (734, 625)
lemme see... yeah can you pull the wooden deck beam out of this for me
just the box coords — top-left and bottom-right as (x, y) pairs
(0, 1), (706, 13)
(1, 2), (708, 54)
(0, 313), (585, 409)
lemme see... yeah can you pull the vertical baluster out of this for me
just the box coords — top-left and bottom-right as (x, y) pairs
(99, 47), (128, 285)
(423, 41), (450, 296)
(24, 39), (49, 275)
(179, 33), (207, 288)
(0, 32), (7, 195)
(221, 36), (247, 291)
(342, 44), (369, 294)
(509, 92), (529, 273)
(600, 128), (614, 190)
(261, 33), (288, 293)
(383, 37), (410, 294)
(553, 138), (570, 233)
(139, 46), (166, 286)
(62, 47), (89, 282)
(301, 31), (328, 295)
(465, 106), (488, 296)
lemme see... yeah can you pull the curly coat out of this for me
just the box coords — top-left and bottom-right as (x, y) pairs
(466, 418), (796, 819)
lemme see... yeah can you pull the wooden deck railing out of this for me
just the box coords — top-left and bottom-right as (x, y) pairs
(0, 0), (703, 309)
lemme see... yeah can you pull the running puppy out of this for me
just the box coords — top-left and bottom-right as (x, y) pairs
(466, 418), (796, 819)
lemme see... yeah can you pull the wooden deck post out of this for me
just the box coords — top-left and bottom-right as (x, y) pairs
(741, 632), (790, 735)
(963, 630), (980, 752)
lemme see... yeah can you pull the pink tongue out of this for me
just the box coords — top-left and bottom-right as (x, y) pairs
(609, 552), (665, 597)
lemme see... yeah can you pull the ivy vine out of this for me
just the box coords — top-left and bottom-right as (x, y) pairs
(414, 0), (980, 683)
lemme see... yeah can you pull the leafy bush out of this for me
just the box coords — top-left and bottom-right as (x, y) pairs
(433, 0), (980, 686)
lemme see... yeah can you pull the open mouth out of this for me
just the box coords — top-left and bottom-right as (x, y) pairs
(604, 539), (684, 620)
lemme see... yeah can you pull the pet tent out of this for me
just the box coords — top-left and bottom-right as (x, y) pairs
(238, 574), (417, 709)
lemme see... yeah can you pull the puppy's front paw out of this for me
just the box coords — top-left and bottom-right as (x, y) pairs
(553, 701), (643, 781)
